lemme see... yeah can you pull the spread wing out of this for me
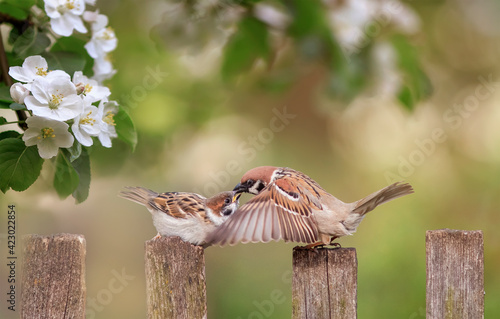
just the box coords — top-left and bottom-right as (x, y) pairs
(207, 178), (321, 245)
(151, 192), (207, 220)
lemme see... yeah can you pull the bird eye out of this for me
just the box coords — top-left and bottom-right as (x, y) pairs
(246, 179), (255, 187)
(224, 197), (231, 205)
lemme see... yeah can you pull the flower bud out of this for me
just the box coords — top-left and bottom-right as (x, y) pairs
(75, 82), (86, 95)
(10, 83), (29, 104)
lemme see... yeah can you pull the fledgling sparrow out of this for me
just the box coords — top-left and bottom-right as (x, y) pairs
(120, 187), (239, 246)
(207, 166), (414, 248)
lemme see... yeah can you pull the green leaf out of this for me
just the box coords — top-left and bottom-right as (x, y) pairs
(6, 51), (24, 68)
(71, 148), (91, 203)
(53, 150), (80, 199)
(391, 35), (432, 110)
(221, 16), (270, 80)
(0, 3), (29, 20)
(67, 140), (82, 162)
(8, 27), (21, 45)
(9, 103), (26, 110)
(0, 138), (44, 193)
(13, 27), (51, 59)
(0, 0), (36, 20)
(0, 83), (12, 103)
(115, 106), (137, 152)
(397, 85), (414, 111)
(43, 51), (86, 77)
(0, 117), (7, 125)
(287, 0), (326, 38)
(0, 131), (20, 140)
(5, 0), (36, 10)
(51, 37), (94, 75)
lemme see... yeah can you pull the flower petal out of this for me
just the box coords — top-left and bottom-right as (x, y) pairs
(37, 140), (60, 159)
(66, 13), (88, 34)
(51, 17), (74, 36)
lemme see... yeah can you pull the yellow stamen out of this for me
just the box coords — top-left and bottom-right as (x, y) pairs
(65, 0), (75, 10)
(36, 67), (48, 76)
(49, 93), (63, 110)
(80, 112), (96, 126)
(100, 27), (115, 41)
(104, 111), (116, 126)
(84, 84), (92, 94)
(40, 127), (55, 139)
(57, 0), (78, 14)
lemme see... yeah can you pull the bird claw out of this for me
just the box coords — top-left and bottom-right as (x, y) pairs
(294, 242), (325, 251)
(328, 242), (342, 248)
(151, 233), (162, 240)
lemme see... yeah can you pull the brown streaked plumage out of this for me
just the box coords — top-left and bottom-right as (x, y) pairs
(120, 187), (239, 246)
(207, 166), (414, 247)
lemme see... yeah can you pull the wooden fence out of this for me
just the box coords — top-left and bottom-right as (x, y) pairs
(19, 229), (484, 318)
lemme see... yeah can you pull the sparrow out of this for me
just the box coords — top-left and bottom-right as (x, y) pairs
(207, 166), (414, 248)
(120, 187), (240, 246)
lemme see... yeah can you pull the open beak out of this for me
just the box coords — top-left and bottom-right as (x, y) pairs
(233, 182), (247, 194)
(232, 191), (241, 203)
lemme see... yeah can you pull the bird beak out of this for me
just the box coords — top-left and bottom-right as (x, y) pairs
(232, 192), (241, 203)
(233, 182), (247, 194)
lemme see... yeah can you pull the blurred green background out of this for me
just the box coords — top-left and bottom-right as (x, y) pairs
(2, 0), (500, 318)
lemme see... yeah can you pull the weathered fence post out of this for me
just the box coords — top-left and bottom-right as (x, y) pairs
(292, 247), (357, 319)
(21, 233), (86, 319)
(426, 229), (484, 319)
(145, 236), (207, 319)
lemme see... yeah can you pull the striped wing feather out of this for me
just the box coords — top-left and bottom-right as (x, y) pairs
(152, 192), (206, 219)
(208, 178), (320, 245)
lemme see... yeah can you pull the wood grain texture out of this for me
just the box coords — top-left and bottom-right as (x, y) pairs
(21, 233), (86, 319)
(145, 236), (207, 319)
(426, 229), (484, 319)
(292, 247), (357, 319)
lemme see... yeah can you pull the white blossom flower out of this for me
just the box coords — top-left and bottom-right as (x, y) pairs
(84, 25), (117, 59)
(254, 4), (290, 30)
(83, 10), (108, 32)
(97, 99), (118, 148)
(22, 116), (74, 159)
(325, 0), (420, 55)
(72, 71), (110, 103)
(9, 56), (48, 84)
(71, 104), (100, 146)
(44, 0), (87, 36)
(24, 75), (83, 121)
(10, 83), (29, 104)
(92, 55), (117, 82)
(8, 56), (70, 90)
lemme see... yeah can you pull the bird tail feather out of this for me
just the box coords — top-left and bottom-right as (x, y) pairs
(352, 182), (414, 216)
(119, 187), (158, 207)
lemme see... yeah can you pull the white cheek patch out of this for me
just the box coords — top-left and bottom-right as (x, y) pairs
(249, 181), (264, 194)
(206, 207), (226, 226)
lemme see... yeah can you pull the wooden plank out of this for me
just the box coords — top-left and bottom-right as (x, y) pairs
(145, 236), (207, 319)
(426, 229), (484, 319)
(292, 247), (357, 319)
(21, 233), (86, 319)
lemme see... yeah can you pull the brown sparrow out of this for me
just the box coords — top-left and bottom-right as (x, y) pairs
(120, 187), (240, 246)
(207, 166), (414, 248)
